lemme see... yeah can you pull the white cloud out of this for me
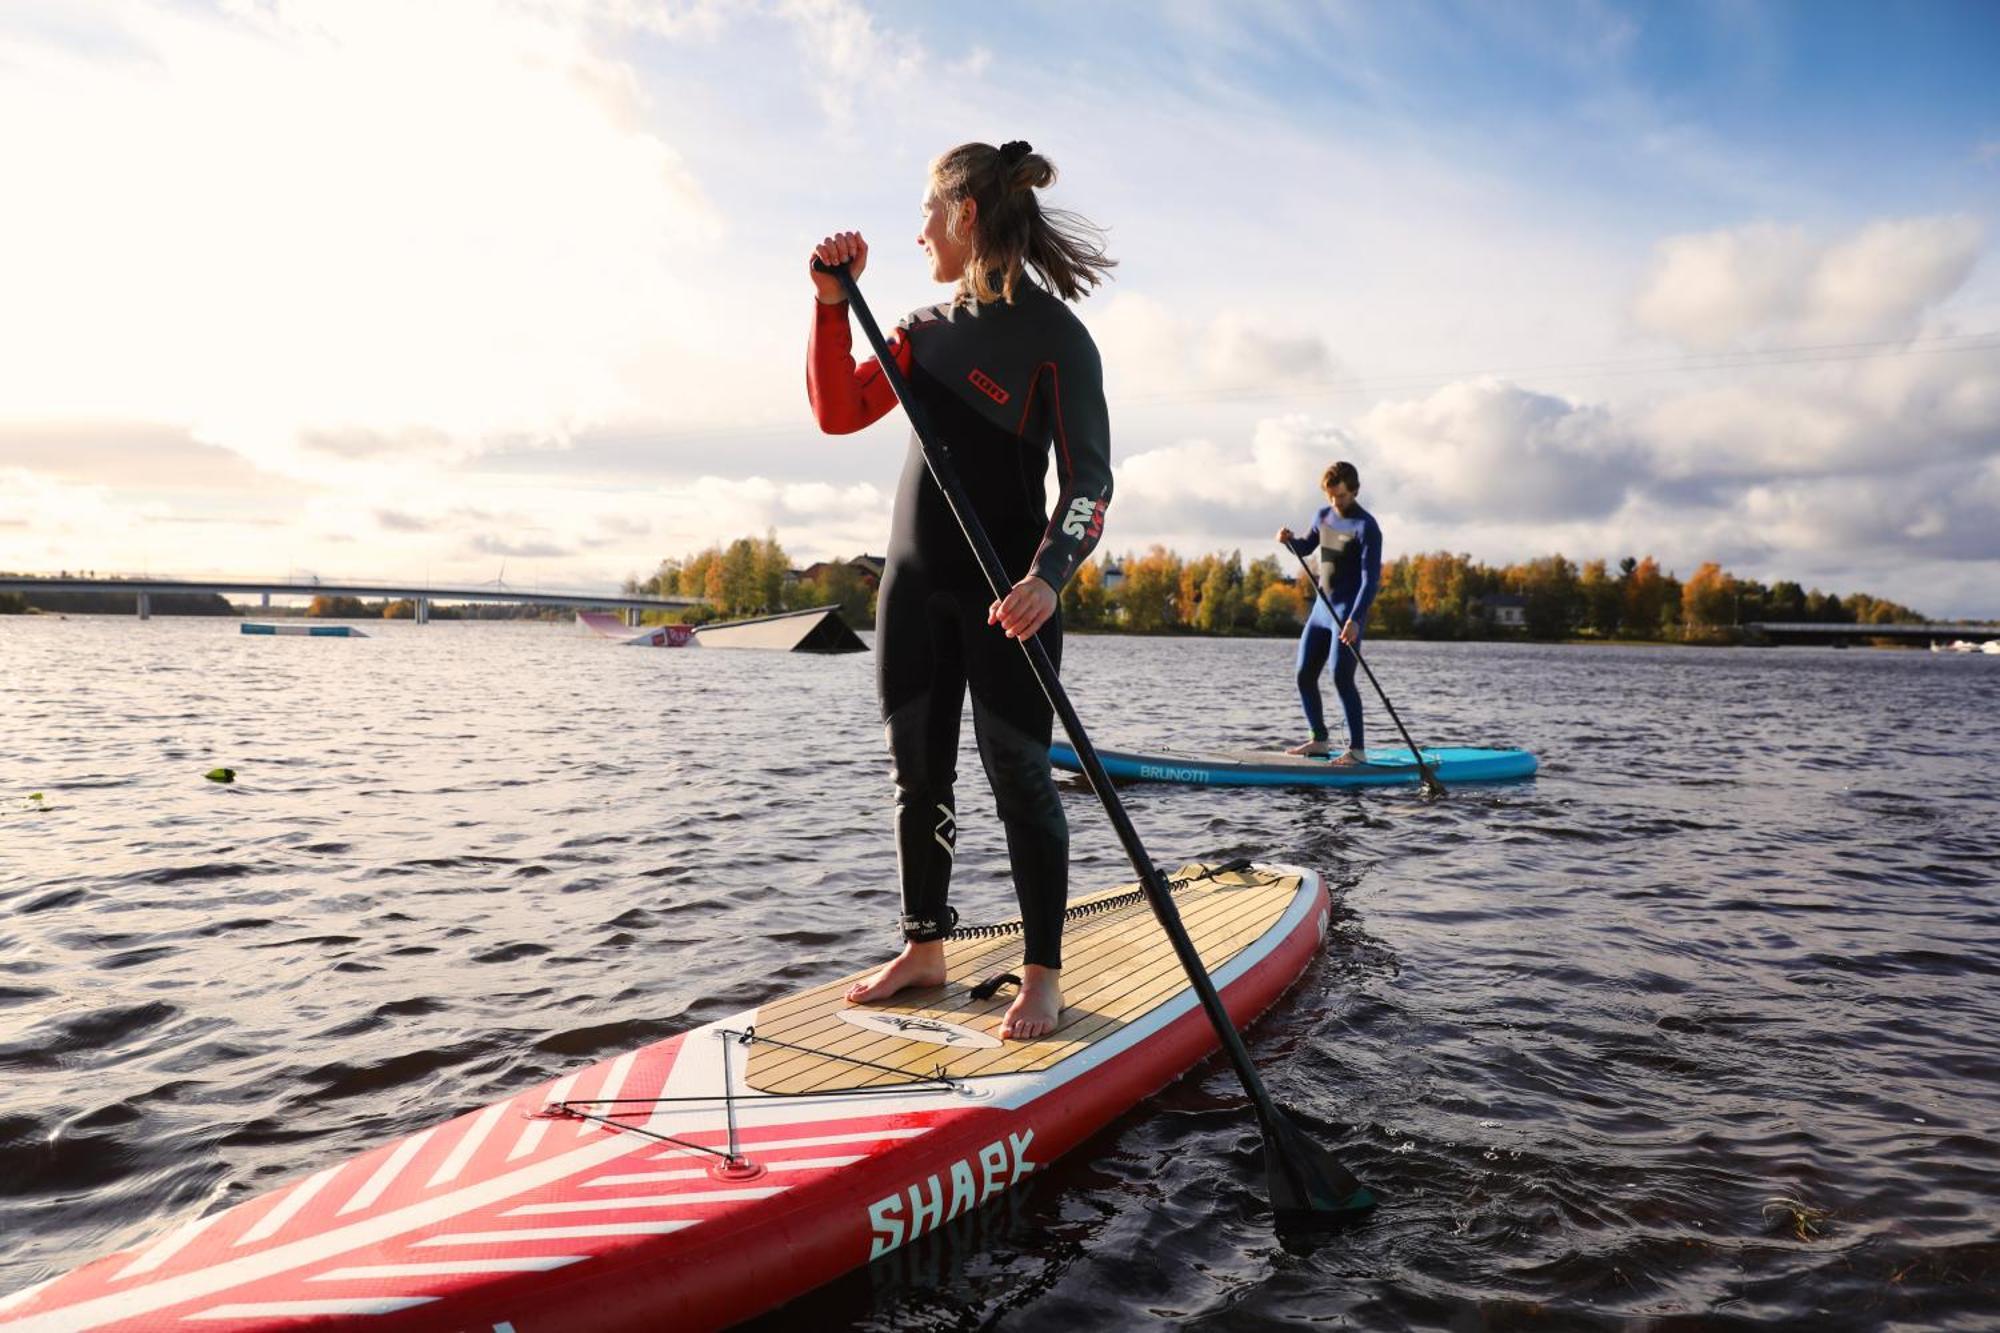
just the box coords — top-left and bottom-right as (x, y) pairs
(0, 0), (723, 478)
(1355, 379), (1637, 522)
(0, 471), (145, 555)
(776, 0), (927, 127)
(1733, 455), (2000, 564)
(1635, 318), (2000, 486)
(1633, 215), (1985, 349)
(1094, 293), (1339, 401)
(1112, 415), (1349, 533)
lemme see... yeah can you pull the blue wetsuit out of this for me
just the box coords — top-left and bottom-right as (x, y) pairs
(1282, 502), (1381, 749)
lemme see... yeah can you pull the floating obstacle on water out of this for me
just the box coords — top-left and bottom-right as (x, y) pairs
(577, 607), (860, 652)
(239, 623), (368, 638)
(577, 611), (699, 648)
(692, 605), (865, 654)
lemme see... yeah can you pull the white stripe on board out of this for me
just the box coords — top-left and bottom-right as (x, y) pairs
(4, 1111), (692, 1332)
(234, 1166), (341, 1248)
(647, 1126), (925, 1160)
(506, 1073), (577, 1161)
(338, 1129), (435, 1216)
(426, 1103), (509, 1188)
(590, 1154), (862, 1187)
(113, 1211), (226, 1281)
(414, 1222), (696, 1247)
(309, 1257), (584, 1281)
(504, 1186), (785, 1216)
(577, 1051), (637, 1136)
(185, 1297), (437, 1319)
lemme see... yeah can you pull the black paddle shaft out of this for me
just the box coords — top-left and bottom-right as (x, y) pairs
(1286, 545), (1446, 797)
(813, 260), (1368, 1221)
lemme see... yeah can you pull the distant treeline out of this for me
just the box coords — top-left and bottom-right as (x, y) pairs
(295, 596), (565, 621)
(0, 584), (233, 616)
(1061, 548), (1925, 642)
(0, 587), (569, 620)
(622, 539), (1928, 644)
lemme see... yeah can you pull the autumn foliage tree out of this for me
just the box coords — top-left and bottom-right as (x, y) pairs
(1118, 546), (1181, 633)
(1061, 557), (1110, 629)
(1681, 561), (1737, 640)
(1623, 556), (1669, 636)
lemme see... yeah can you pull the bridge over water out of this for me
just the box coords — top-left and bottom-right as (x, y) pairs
(0, 575), (702, 625)
(1743, 621), (2000, 645)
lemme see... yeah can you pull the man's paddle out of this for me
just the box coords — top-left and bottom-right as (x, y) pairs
(1286, 545), (1447, 798)
(815, 258), (1374, 1233)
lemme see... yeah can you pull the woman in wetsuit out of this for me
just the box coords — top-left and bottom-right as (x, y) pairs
(807, 140), (1114, 1040)
(1277, 460), (1382, 763)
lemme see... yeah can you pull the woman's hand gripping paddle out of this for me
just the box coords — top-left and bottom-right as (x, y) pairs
(1286, 545), (1447, 798)
(815, 257), (1375, 1234)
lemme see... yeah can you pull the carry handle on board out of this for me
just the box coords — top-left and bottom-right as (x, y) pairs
(1284, 545), (1447, 798)
(813, 258), (1374, 1232)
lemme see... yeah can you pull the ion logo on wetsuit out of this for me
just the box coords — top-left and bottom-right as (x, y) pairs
(808, 283), (1112, 969)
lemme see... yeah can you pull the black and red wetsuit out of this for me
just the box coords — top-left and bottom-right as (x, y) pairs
(808, 282), (1112, 969)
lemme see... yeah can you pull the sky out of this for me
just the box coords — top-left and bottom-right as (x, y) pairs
(2, 0), (1997, 615)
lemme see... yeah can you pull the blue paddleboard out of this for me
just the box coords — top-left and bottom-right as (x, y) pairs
(1049, 742), (1537, 788)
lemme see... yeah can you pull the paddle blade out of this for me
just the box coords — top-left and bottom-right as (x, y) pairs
(1264, 1107), (1375, 1234)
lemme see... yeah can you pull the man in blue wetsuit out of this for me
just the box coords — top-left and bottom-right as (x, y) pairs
(1276, 460), (1381, 763)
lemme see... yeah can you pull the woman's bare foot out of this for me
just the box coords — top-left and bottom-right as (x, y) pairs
(999, 964), (1063, 1041)
(1285, 737), (1334, 756)
(845, 941), (947, 1005)
(1328, 747), (1367, 766)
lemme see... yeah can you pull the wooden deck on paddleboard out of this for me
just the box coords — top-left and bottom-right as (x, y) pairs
(745, 863), (1301, 1093)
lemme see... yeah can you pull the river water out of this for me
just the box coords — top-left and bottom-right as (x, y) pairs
(1, 618), (1995, 1329)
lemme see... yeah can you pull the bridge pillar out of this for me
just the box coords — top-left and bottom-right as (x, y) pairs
(262, 591), (270, 608)
(626, 606), (640, 628)
(416, 597), (430, 625)
(137, 591), (150, 620)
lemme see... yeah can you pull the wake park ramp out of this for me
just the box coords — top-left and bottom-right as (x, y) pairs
(694, 605), (866, 653)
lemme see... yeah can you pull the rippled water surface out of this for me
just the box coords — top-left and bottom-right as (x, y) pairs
(3, 617), (1997, 1329)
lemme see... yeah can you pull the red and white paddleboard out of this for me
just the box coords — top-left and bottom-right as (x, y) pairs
(0, 862), (1328, 1331)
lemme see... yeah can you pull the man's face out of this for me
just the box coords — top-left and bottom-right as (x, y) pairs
(1325, 481), (1357, 514)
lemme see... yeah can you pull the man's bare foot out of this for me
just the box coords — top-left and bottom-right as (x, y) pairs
(1285, 737), (1334, 756)
(1328, 747), (1367, 766)
(999, 964), (1063, 1041)
(845, 941), (947, 1005)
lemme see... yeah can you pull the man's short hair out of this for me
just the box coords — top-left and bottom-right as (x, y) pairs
(1321, 460), (1361, 493)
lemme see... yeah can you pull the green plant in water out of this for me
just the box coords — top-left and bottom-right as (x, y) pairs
(1761, 1196), (1830, 1241)
(205, 768), (236, 784)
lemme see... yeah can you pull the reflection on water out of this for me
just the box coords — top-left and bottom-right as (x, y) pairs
(2, 618), (1995, 1329)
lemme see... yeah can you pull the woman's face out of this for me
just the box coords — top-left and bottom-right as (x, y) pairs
(918, 186), (973, 284)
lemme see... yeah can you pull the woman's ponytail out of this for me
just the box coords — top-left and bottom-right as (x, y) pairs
(931, 141), (1116, 304)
